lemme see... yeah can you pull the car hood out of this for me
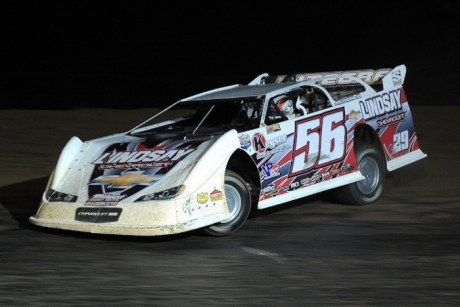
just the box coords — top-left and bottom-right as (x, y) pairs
(49, 133), (217, 205)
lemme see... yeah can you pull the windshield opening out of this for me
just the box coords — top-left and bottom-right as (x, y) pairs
(129, 98), (264, 136)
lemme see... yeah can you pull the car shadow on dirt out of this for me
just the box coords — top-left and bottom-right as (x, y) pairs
(0, 177), (193, 243)
(0, 177), (46, 229)
(0, 177), (336, 243)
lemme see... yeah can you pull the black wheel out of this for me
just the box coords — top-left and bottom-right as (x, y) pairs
(203, 170), (251, 236)
(332, 141), (386, 205)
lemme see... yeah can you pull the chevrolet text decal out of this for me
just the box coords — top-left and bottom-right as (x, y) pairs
(359, 89), (402, 120)
(92, 149), (195, 165)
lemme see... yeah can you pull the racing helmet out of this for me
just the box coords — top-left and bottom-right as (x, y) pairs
(276, 97), (295, 118)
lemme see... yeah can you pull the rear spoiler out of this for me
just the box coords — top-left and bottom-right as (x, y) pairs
(382, 64), (406, 90)
(250, 64), (407, 90)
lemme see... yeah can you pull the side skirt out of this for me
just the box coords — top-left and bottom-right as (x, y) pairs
(258, 171), (365, 210)
(386, 149), (427, 172)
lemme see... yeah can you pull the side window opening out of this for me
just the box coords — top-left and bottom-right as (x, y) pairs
(325, 84), (366, 103)
(303, 86), (331, 113)
(265, 99), (287, 125)
(235, 100), (263, 130)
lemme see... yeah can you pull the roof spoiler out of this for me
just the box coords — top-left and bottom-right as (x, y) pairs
(250, 65), (408, 87)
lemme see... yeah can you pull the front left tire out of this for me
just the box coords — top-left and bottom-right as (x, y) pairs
(203, 170), (251, 236)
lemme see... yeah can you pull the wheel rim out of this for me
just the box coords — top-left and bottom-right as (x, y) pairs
(357, 156), (379, 194)
(221, 184), (242, 223)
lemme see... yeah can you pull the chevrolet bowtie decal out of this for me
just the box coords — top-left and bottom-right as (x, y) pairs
(89, 171), (158, 188)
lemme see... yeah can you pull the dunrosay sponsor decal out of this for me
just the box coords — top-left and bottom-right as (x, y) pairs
(92, 148), (195, 169)
(87, 142), (198, 205)
(359, 89), (402, 120)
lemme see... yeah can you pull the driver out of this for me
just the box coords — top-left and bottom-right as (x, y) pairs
(275, 96), (296, 119)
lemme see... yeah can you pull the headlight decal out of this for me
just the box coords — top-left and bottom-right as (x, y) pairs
(135, 185), (185, 202)
(48, 190), (78, 202)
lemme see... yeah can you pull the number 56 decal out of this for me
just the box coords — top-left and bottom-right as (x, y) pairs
(290, 108), (346, 176)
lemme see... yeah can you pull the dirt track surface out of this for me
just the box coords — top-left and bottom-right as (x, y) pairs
(1, 106), (459, 306)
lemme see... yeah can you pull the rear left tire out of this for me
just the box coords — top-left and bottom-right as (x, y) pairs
(332, 141), (386, 205)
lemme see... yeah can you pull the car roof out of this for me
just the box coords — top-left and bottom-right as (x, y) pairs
(180, 82), (296, 103)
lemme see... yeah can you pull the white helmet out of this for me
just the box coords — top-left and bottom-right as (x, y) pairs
(276, 96), (295, 118)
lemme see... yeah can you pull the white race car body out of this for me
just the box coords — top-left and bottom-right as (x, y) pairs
(30, 64), (426, 236)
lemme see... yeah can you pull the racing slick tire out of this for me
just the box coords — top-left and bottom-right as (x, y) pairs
(332, 141), (386, 206)
(203, 170), (251, 236)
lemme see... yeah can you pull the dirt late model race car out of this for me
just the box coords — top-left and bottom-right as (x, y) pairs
(30, 64), (426, 237)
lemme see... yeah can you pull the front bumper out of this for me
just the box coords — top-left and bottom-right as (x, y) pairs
(29, 196), (229, 236)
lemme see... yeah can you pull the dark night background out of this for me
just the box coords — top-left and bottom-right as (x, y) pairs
(2, 3), (460, 305)
(1, 1), (459, 109)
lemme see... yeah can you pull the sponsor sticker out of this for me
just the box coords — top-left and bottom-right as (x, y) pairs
(335, 94), (362, 105)
(252, 133), (289, 159)
(89, 171), (158, 189)
(75, 207), (122, 223)
(348, 110), (361, 120)
(377, 111), (406, 127)
(239, 134), (251, 149)
(85, 193), (127, 206)
(266, 123), (281, 134)
(294, 69), (390, 85)
(392, 70), (402, 86)
(261, 184), (278, 197)
(197, 192), (209, 204)
(359, 89), (402, 120)
(260, 162), (281, 180)
(210, 189), (223, 201)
